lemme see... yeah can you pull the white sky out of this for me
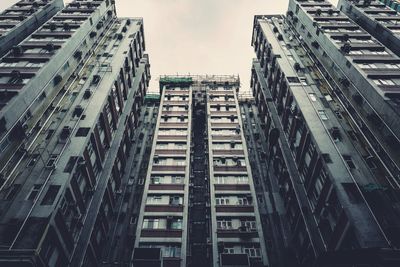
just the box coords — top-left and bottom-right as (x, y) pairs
(0, 0), (339, 92)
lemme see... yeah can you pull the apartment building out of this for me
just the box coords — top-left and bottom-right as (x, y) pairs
(378, 0), (400, 11)
(0, 0), (64, 58)
(338, 0), (400, 57)
(0, 0), (150, 266)
(132, 76), (269, 267)
(0, 0), (117, 180)
(250, 0), (400, 265)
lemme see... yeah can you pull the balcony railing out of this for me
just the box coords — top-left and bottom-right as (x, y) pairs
(214, 184), (250, 191)
(141, 229), (183, 238)
(214, 166), (247, 173)
(148, 184), (185, 191)
(154, 149), (186, 155)
(145, 205), (184, 213)
(215, 205), (254, 213)
(212, 135), (242, 141)
(157, 135), (187, 140)
(152, 165), (186, 172)
(212, 149), (244, 156)
(216, 228), (259, 239)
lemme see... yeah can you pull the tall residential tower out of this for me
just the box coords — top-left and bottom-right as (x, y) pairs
(132, 76), (269, 267)
(0, 0), (63, 57)
(0, 0), (150, 266)
(250, 0), (400, 266)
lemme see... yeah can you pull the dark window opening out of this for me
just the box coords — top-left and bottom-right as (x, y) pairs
(41, 185), (61, 205)
(64, 156), (78, 173)
(76, 127), (90, 137)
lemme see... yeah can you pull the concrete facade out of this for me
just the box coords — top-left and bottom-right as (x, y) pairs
(338, 0), (400, 58)
(0, 0), (115, 175)
(250, 0), (400, 265)
(0, 0), (150, 266)
(0, 0), (64, 58)
(132, 76), (269, 267)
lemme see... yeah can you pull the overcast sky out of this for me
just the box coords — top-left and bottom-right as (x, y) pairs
(0, 0), (339, 92)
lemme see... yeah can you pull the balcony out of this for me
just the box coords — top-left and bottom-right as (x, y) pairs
(157, 135), (187, 141)
(374, 84), (400, 96)
(209, 101), (235, 105)
(214, 184), (250, 191)
(55, 14), (89, 20)
(7, 53), (54, 60)
(215, 205), (254, 213)
(141, 229), (183, 238)
(0, 67), (40, 75)
(0, 21), (18, 27)
(211, 123), (240, 128)
(163, 258), (181, 267)
(163, 100), (189, 105)
(154, 149), (186, 155)
(363, 69), (400, 76)
(152, 166), (186, 172)
(212, 135), (242, 141)
(209, 90), (235, 95)
(33, 32), (73, 37)
(209, 111), (237, 116)
(327, 32), (370, 39)
(145, 205), (184, 213)
(0, 83), (24, 90)
(148, 184), (185, 191)
(214, 166), (247, 173)
(217, 228), (259, 239)
(213, 149), (244, 156)
(164, 90), (189, 95)
(159, 122), (188, 127)
(161, 110), (188, 116)
(348, 54), (393, 61)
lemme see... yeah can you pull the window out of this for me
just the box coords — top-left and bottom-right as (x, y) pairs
(287, 77), (300, 83)
(170, 219), (183, 229)
(64, 156), (78, 173)
(143, 219), (160, 229)
(216, 197), (230, 205)
(223, 247), (235, 254)
(146, 195), (162, 204)
(27, 184), (42, 200)
(358, 63), (377, 69)
(41, 185), (61, 205)
(241, 220), (257, 230)
(385, 63), (400, 69)
(318, 110), (328, 120)
(76, 127), (90, 137)
(172, 176), (183, 183)
(238, 196), (252, 205)
(151, 176), (163, 184)
(244, 247), (261, 258)
(163, 246), (181, 257)
(349, 50), (363, 55)
(300, 77), (308, 85)
(374, 79), (396, 86)
(342, 154), (356, 169)
(217, 219), (233, 229)
(309, 93), (317, 102)
(169, 196), (183, 205)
